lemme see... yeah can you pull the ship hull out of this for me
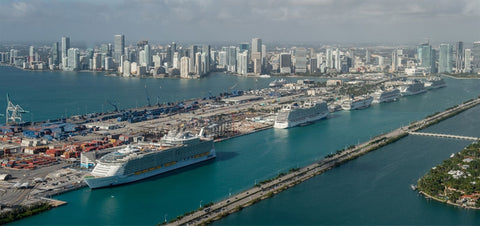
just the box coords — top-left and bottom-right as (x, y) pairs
(84, 149), (215, 189)
(274, 111), (328, 129)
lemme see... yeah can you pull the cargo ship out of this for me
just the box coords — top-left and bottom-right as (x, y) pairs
(83, 129), (215, 189)
(371, 88), (400, 104)
(274, 101), (329, 129)
(341, 96), (373, 110)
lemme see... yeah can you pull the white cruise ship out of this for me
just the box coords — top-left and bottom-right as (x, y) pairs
(341, 96), (373, 110)
(274, 101), (329, 129)
(269, 79), (287, 87)
(399, 80), (426, 96)
(424, 77), (446, 89)
(84, 129), (215, 189)
(371, 88), (400, 104)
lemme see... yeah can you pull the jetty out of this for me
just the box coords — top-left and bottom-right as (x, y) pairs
(167, 97), (480, 225)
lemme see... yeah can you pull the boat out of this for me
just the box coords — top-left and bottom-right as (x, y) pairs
(341, 96), (373, 110)
(259, 74), (271, 78)
(83, 129), (215, 189)
(269, 79), (287, 87)
(424, 77), (446, 89)
(274, 101), (329, 129)
(399, 80), (426, 96)
(371, 88), (400, 104)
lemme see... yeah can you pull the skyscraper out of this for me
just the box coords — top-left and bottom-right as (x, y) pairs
(236, 51), (248, 75)
(438, 44), (453, 73)
(465, 49), (472, 73)
(114, 34), (125, 64)
(280, 53), (292, 74)
(391, 50), (398, 72)
(294, 48), (307, 73)
(326, 48), (333, 69)
(455, 41), (464, 73)
(471, 41), (480, 73)
(67, 48), (79, 71)
(180, 56), (190, 78)
(61, 36), (70, 68)
(418, 43), (435, 73)
(29, 46), (35, 63)
(52, 42), (59, 66)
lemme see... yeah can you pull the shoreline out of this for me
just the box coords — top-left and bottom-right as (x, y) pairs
(418, 191), (480, 210)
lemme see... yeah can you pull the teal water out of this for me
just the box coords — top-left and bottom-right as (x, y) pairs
(5, 66), (480, 225)
(0, 66), (307, 122)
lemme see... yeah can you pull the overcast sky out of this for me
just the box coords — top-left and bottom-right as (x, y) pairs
(1, 0), (480, 44)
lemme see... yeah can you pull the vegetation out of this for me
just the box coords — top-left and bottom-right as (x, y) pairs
(418, 142), (480, 208)
(0, 202), (52, 224)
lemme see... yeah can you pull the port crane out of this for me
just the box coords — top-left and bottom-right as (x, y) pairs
(5, 94), (29, 125)
(145, 84), (151, 107)
(106, 99), (119, 112)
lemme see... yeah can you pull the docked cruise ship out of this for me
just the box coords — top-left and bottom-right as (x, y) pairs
(371, 88), (400, 104)
(341, 96), (373, 110)
(399, 80), (427, 96)
(269, 79), (287, 87)
(84, 129), (215, 189)
(274, 101), (329, 129)
(424, 77), (446, 89)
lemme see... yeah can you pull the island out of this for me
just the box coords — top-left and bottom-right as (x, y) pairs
(418, 141), (480, 208)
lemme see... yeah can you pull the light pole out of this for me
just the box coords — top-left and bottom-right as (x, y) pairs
(199, 200), (203, 208)
(164, 214), (167, 223)
(254, 179), (258, 186)
(229, 188), (232, 198)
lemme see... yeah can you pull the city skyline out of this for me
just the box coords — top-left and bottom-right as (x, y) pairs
(1, 0), (480, 43)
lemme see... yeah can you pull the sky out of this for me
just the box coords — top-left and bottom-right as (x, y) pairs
(1, 0), (480, 44)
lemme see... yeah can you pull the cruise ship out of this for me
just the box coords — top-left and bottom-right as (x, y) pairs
(399, 80), (426, 96)
(269, 79), (287, 87)
(424, 77), (446, 89)
(341, 96), (373, 110)
(274, 101), (329, 129)
(84, 129), (215, 189)
(371, 88), (400, 104)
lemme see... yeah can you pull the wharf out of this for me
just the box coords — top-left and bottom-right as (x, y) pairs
(168, 97), (480, 225)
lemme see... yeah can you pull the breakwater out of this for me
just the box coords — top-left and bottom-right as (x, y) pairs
(168, 97), (480, 225)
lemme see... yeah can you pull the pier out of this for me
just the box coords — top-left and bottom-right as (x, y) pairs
(409, 132), (479, 141)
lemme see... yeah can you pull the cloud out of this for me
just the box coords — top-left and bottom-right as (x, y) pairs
(1, 0), (479, 43)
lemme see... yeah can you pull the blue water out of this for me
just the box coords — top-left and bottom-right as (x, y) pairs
(4, 66), (480, 225)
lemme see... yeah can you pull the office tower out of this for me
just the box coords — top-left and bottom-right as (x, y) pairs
(378, 56), (384, 67)
(202, 45), (211, 73)
(189, 45), (198, 73)
(261, 44), (266, 63)
(239, 43), (249, 53)
(391, 50), (398, 72)
(464, 49), (472, 73)
(310, 58), (317, 73)
(180, 56), (190, 78)
(227, 46), (236, 72)
(280, 53), (292, 74)
(51, 42), (59, 66)
(173, 52), (179, 69)
(219, 51), (227, 68)
(201, 52), (208, 75)
(123, 60), (131, 77)
(326, 48), (333, 68)
(418, 43), (435, 73)
(61, 36), (70, 67)
(104, 57), (114, 70)
(472, 41), (480, 73)
(139, 50), (146, 66)
(144, 44), (151, 67)
(294, 48), (307, 73)
(67, 48), (80, 71)
(114, 34), (125, 64)
(93, 53), (101, 70)
(153, 55), (162, 68)
(29, 46), (35, 63)
(455, 41), (464, 73)
(237, 51), (248, 75)
(195, 52), (202, 75)
(365, 49), (370, 64)
(439, 44), (453, 73)
(335, 49), (341, 71)
(253, 58), (261, 75)
(252, 38), (262, 53)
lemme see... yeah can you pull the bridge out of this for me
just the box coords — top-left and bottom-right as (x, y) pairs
(409, 132), (480, 141)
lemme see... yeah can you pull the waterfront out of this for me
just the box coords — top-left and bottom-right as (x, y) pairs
(5, 68), (480, 225)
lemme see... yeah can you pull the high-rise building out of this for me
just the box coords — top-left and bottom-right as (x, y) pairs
(365, 49), (370, 64)
(52, 42), (59, 66)
(61, 36), (70, 67)
(471, 41), (480, 73)
(326, 48), (333, 69)
(455, 41), (464, 73)
(438, 43), (453, 73)
(67, 48), (79, 71)
(464, 49), (472, 73)
(219, 51), (227, 68)
(144, 44), (151, 68)
(114, 34), (125, 64)
(236, 51), (248, 75)
(226, 46), (236, 72)
(93, 53), (102, 70)
(391, 50), (398, 72)
(294, 48), (307, 73)
(189, 45), (198, 73)
(180, 56), (190, 78)
(418, 43), (435, 73)
(195, 52), (202, 75)
(104, 57), (114, 71)
(335, 49), (341, 71)
(123, 60), (131, 77)
(202, 45), (211, 73)
(29, 46), (35, 63)
(280, 53), (292, 74)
